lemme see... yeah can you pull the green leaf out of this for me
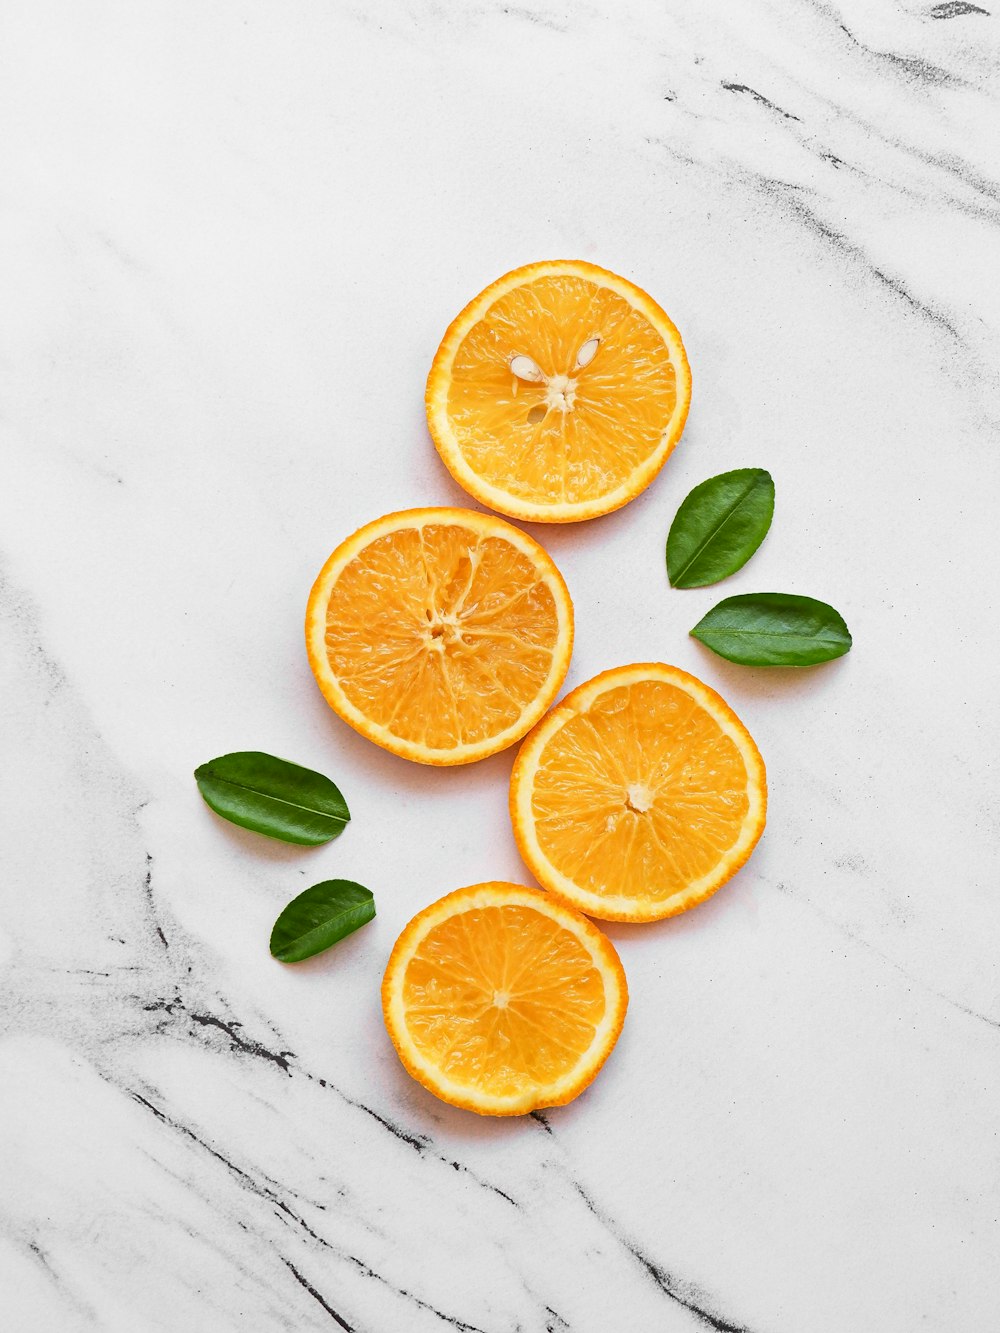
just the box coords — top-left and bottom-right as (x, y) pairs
(270, 880), (375, 963)
(667, 468), (775, 588)
(194, 751), (349, 845)
(690, 593), (852, 666)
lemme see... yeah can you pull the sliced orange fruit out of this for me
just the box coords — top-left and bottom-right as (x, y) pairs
(382, 882), (628, 1116)
(426, 260), (692, 523)
(305, 508), (573, 765)
(510, 664), (766, 921)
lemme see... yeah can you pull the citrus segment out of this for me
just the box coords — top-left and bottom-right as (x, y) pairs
(510, 664), (766, 920)
(426, 261), (692, 523)
(306, 509), (573, 765)
(382, 883), (628, 1115)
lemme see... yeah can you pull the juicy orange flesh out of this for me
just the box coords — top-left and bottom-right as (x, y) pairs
(446, 275), (678, 505)
(402, 905), (606, 1097)
(324, 524), (559, 749)
(532, 681), (750, 902)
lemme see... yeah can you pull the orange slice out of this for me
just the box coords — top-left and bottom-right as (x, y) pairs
(305, 508), (573, 765)
(382, 882), (628, 1116)
(426, 260), (692, 523)
(510, 664), (766, 921)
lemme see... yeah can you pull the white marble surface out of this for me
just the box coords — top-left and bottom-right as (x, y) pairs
(2, 0), (999, 1329)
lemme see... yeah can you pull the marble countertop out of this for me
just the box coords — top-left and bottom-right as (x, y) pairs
(3, 1), (999, 1329)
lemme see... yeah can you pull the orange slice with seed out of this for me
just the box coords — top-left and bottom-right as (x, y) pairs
(305, 508), (573, 765)
(510, 664), (767, 921)
(426, 260), (692, 523)
(382, 882), (628, 1116)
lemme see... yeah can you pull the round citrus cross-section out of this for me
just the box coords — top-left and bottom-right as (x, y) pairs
(382, 882), (628, 1116)
(306, 508), (573, 765)
(510, 664), (767, 921)
(426, 260), (692, 523)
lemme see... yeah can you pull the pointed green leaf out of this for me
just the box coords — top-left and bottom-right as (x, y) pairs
(667, 468), (774, 588)
(194, 751), (349, 845)
(270, 880), (375, 963)
(691, 593), (852, 666)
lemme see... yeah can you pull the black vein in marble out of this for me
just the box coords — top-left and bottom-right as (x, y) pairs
(344, 1253), (490, 1333)
(16, 1234), (98, 1323)
(529, 1110), (553, 1134)
(130, 1092), (291, 1207)
(128, 1080), (502, 1329)
(658, 1), (1000, 261)
(754, 68), (1000, 229)
(281, 1258), (355, 1331)
(189, 1011), (295, 1073)
(132, 974), (522, 1209)
(720, 82), (801, 121)
(837, 21), (958, 86)
(143, 852), (169, 950)
(928, 1), (989, 17)
(310, 1077), (520, 1206)
(779, 44), (1000, 225)
(27, 1240), (55, 1277)
(137, 983), (299, 1074)
(337, 1096), (430, 1153)
(645, 101), (978, 349)
(128, 1089), (348, 1253)
(777, 192), (962, 339)
(571, 1181), (758, 1333)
